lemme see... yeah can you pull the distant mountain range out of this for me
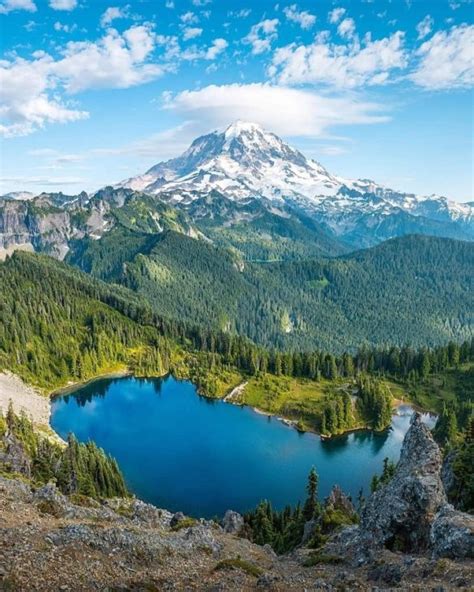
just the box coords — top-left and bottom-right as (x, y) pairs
(1, 121), (472, 258)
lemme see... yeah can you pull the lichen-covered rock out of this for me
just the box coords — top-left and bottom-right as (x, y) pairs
(441, 450), (456, 496)
(359, 413), (446, 553)
(0, 434), (31, 477)
(301, 518), (318, 545)
(170, 511), (186, 528)
(430, 504), (474, 559)
(221, 510), (244, 534)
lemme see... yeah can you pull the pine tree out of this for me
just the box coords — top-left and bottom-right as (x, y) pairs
(303, 467), (319, 521)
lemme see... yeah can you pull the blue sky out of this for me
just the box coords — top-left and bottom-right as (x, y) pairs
(0, 0), (472, 201)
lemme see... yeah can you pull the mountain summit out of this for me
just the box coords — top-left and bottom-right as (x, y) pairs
(119, 120), (346, 201)
(117, 122), (473, 246)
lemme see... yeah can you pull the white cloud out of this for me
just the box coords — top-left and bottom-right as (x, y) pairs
(283, 4), (316, 30)
(54, 21), (77, 33)
(205, 38), (228, 60)
(411, 24), (474, 89)
(162, 83), (389, 137)
(270, 31), (407, 88)
(180, 11), (198, 24)
(244, 18), (279, 55)
(337, 18), (356, 39)
(192, 0), (211, 5)
(183, 27), (203, 41)
(165, 0), (174, 8)
(0, 0), (36, 14)
(0, 56), (88, 137)
(416, 15), (434, 40)
(100, 6), (130, 27)
(0, 175), (85, 187)
(53, 25), (163, 93)
(230, 8), (251, 18)
(0, 25), (166, 137)
(328, 7), (345, 24)
(49, 0), (77, 10)
(177, 38), (228, 61)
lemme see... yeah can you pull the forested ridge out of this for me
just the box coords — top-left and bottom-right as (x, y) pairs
(67, 230), (474, 352)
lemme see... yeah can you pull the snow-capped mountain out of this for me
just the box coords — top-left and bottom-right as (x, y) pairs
(117, 121), (473, 247)
(120, 121), (345, 201)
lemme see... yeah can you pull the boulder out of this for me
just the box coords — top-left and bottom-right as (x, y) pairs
(301, 518), (318, 545)
(441, 450), (456, 496)
(221, 510), (244, 534)
(170, 511), (186, 528)
(0, 434), (31, 477)
(430, 504), (474, 559)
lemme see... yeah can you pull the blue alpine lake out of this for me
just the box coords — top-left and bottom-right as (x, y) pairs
(50, 375), (436, 518)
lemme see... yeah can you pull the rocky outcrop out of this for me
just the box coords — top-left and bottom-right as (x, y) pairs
(221, 509), (244, 534)
(325, 484), (356, 516)
(441, 449), (456, 489)
(431, 504), (474, 559)
(359, 413), (446, 553)
(0, 434), (32, 477)
(328, 413), (473, 564)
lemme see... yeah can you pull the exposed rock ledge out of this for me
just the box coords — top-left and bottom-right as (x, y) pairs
(327, 413), (473, 563)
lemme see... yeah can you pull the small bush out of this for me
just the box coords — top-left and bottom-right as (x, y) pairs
(303, 553), (343, 567)
(170, 517), (197, 531)
(214, 558), (263, 578)
(37, 499), (62, 517)
(69, 493), (99, 508)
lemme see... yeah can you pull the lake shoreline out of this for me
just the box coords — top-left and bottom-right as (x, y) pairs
(2, 367), (433, 443)
(50, 369), (133, 399)
(47, 370), (428, 441)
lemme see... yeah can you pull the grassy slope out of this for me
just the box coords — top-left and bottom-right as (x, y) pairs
(397, 362), (474, 413)
(232, 374), (405, 434)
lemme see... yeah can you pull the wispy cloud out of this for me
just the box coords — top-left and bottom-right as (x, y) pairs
(416, 15), (434, 40)
(283, 4), (316, 30)
(411, 24), (474, 89)
(49, 0), (77, 11)
(243, 18), (279, 55)
(0, 0), (36, 14)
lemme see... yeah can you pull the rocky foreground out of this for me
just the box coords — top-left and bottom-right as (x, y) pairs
(0, 415), (473, 591)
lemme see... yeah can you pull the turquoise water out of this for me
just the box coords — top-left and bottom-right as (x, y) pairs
(50, 375), (436, 518)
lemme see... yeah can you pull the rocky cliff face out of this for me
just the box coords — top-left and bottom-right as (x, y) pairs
(360, 413), (447, 553)
(0, 196), (83, 259)
(0, 190), (194, 261)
